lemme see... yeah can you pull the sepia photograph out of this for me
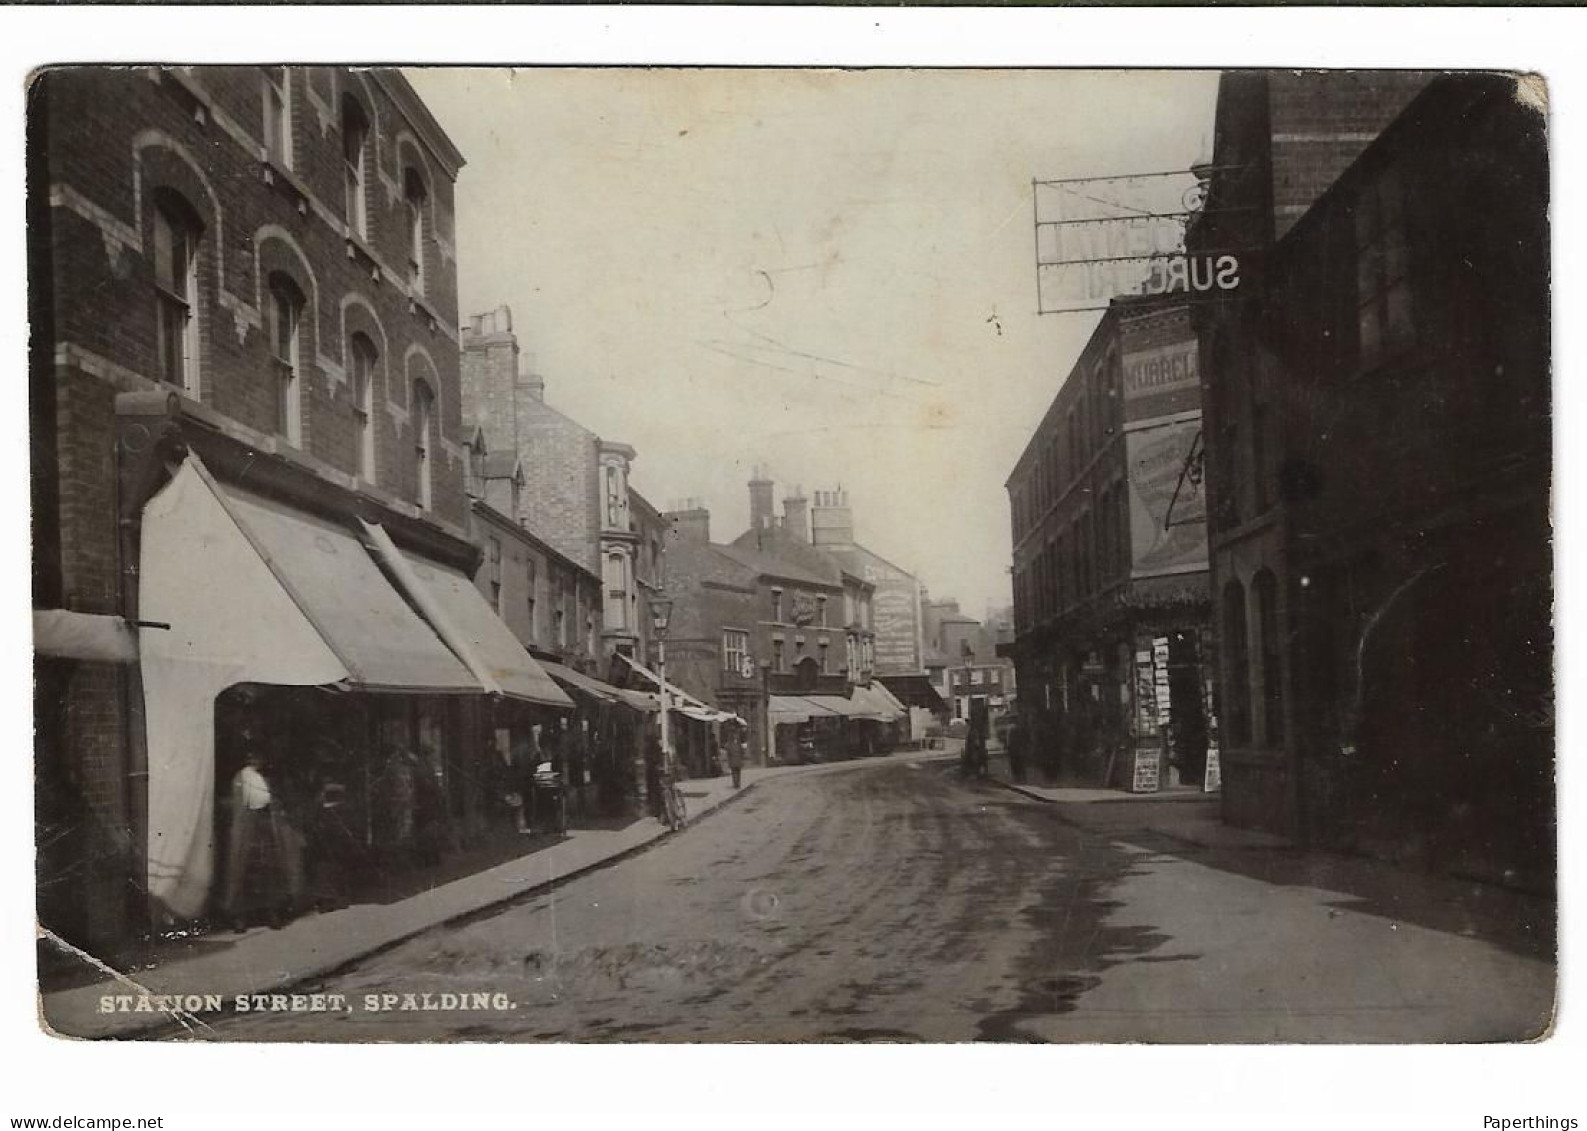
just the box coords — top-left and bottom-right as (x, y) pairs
(26, 63), (1553, 1045)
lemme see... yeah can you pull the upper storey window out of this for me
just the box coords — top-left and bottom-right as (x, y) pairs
(404, 167), (428, 296)
(413, 379), (435, 511)
(1356, 166), (1414, 369)
(262, 67), (292, 169)
(152, 192), (201, 395)
(342, 96), (370, 240)
(266, 273), (304, 446)
(603, 464), (628, 530)
(349, 333), (378, 483)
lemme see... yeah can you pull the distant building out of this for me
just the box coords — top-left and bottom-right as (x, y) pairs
(921, 596), (1016, 721)
(461, 306), (660, 677)
(665, 497), (890, 767)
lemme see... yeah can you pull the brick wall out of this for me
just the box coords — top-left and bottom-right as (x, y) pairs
(34, 65), (468, 948)
(1267, 72), (1431, 241)
(517, 398), (601, 575)
(42, 67), (469, 530)
(460, 312), (521, 455)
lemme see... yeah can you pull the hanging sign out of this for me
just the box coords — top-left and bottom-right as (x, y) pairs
(1034, 169), (1249, 315)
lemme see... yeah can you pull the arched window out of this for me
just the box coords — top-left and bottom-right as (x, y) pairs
(412, 378), (435, 510)
(152, 190), (201, 393)
(266, 273), (304, 445)
(348, 333), (378, 483)
(341, 95), (370, 240)
(403, 167), (427, 296)
(1254, 569), (1283, 747)
(1222, 579), (1251, 746)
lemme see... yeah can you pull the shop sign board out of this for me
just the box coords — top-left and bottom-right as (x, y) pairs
(1203, 744), (1222, 792)
(1131, 745), (1162, 793)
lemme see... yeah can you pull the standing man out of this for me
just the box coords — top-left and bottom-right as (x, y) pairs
(222, 747), (287, 931)
(1006, 711), (1028, 784)
(726, 724), (746, 790)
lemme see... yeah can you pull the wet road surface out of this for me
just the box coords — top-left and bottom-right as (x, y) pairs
(200, 756), (1554, 1043)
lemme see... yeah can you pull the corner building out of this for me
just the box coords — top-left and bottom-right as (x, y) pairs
(1006, 298), (1215, 789)
(31, 68), (571, 956)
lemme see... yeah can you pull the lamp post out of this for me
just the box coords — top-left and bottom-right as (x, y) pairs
(650, 591), (675, 772)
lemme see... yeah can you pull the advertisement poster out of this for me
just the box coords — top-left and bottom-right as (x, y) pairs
(1126, 418), (1209, 577)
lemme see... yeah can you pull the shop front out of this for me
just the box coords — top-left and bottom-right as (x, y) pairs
(135, 448), (572, 930)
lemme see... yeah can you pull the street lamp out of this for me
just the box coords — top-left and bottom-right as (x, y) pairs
(650, 591), (675, 768)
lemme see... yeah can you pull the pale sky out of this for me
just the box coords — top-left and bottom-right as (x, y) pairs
(408, 68), (1218, 618)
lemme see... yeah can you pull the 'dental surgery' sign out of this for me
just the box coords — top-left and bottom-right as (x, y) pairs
(1034, 169), (1244, 314)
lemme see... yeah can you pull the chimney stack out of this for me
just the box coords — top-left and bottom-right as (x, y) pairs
(748, 466), (775, 534)
(461, 305), (519, 449)
(810, 485), (854, 547)
(519, 351), (546, 404)
(783, 486), (810, 543)
(667, 500), (711, 545)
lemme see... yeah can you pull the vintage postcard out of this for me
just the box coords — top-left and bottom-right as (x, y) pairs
(29, 65), (1553, 1043)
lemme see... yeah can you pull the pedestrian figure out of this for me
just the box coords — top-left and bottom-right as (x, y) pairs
(1007, 714), (1028, 784)
(222, 749), (290, 931)
(373, 744), (416, 864)
(412, 744), (449, 867)
(726, 725), (746, 789)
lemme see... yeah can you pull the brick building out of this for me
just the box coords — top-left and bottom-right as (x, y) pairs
(922, 598), (1017, 721)
(30, 67), (572, 956)
(1188, 73), (1551, 887)
(460, 307), (661, 678)
(663, 488), (899, 768)
(1004, 297), (1214, 788)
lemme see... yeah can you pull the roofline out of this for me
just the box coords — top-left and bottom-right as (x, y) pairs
(375, 69), (466, 179)
(470, 498), (601, 585)
(1003, 306), (1118, 490)
(824, 540), (920, 585)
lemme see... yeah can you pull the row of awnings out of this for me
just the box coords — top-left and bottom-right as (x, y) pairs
(615, 653), (748, 727)
(768, 681), (908, 727)
(87, 454), (581, 708)
(539, 659), (658, 714)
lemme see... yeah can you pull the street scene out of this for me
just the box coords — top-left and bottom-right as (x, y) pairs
(29, 67), (1552, 1044)
(193, 746), (1552, 1044)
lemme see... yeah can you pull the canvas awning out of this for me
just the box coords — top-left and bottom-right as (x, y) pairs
(540, 660), (618, 704)
(879, 674), (949, 712)
(216, 479), (480, 694)
(850, 683), (904, 721)
(361, 521), (572, 709)
(33, 609), (139, 664)
(616, 652), (716, 712)
(611, 687), (661, 713)
(805, 693), (874, 720)
(769, 694), (848, 725)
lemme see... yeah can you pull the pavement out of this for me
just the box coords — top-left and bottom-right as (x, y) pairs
(39, 755), (888, 1040)
(190, 752), (1554, 1044)
(980, 745), (1292, 853)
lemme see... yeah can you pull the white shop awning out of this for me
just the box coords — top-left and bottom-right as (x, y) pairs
(361, 521), (572, 709)
(217, 480), (480, 694)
